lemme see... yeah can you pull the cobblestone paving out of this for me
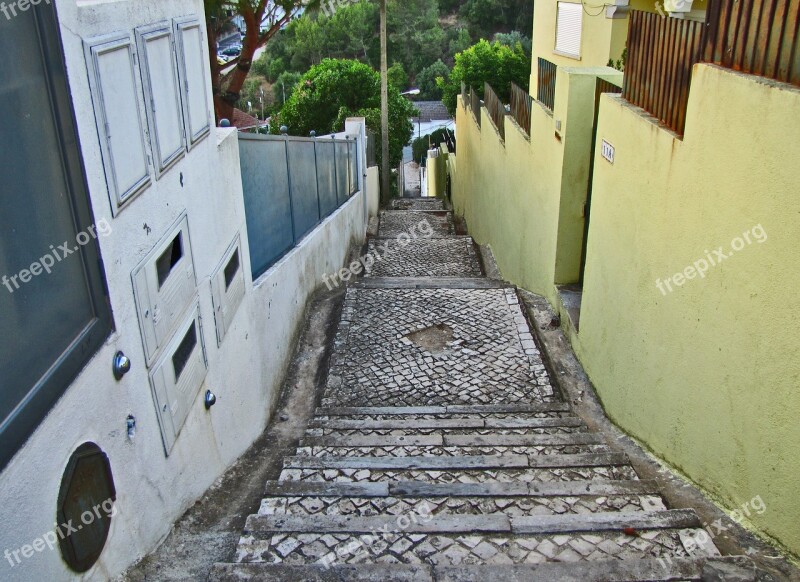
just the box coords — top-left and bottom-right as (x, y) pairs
(379, 211), (454, 238)
(217, 205), (726, 579)
(235, 530), (697, 565)
(391, 198), (446, 211)
(365, 238), (482, 278)
(258, 495), (667, 518)
(323, 288), (554, 407)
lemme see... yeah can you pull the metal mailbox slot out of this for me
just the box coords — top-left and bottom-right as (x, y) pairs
(210, 235), (246, 345)
(149, 304), (207, 454)
(132, 214), (197, 366)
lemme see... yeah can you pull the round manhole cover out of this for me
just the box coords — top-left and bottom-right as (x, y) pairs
(56, 442), (116, 572)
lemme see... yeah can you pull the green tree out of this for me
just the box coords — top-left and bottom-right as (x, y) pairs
(447, 28), (473, 62)
(388, 0), (445, 78)
(273, 71), (302, 105)
(438, 38), (531, 114)
(387, 62), (409, 90)
(328, 1), (380, 65)
(272, 59), (416, 168)
(416, 60), (451, 100)
(494, 31), (531, 56)
(236, 76), (267, 114)
(459, 0), (533, 39)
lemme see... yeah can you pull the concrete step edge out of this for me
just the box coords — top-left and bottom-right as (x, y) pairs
(299, 433), (604, 448)
(243, 509), (700, 536)
(308, 418), (584, 431)
(264, 479), (662, 498)
(315, 403), (572, 416)
(283, 452), (630, 471)
(353, 277), (508, 289)
(209, 557), (725, 582)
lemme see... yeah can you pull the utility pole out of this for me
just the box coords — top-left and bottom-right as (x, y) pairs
(380, 0), (390, 204)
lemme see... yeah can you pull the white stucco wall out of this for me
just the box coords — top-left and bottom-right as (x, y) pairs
(0, 1), (367, 580)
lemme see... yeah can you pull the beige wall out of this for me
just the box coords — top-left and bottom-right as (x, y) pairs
(576, 64), (800, 556)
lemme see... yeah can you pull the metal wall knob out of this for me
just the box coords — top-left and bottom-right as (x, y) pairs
(205, 390), (217, 410)
(113, 352), (131, 380)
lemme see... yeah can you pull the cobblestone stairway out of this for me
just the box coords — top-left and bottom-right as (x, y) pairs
(212, 198), (744, 581)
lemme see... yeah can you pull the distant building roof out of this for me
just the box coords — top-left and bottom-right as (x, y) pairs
(413, 101), (452, 122)
(231, 108), (265, 130)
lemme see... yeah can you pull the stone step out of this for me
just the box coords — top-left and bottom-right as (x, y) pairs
(264, 479), (662, 499)
(278, 464), (641, 485)
(363, 236), (483, 279)
(390, 198), (447, 210)
(379, 210), (454, 238)
(294, 444), (611, 459)
(309, 416), (582, 431)
(244, 509), (700, 536)
(232, 514), (719, 567)
(283, 453), (629, 471)
(257, 493), (667, 519)
(211, 557), (729, 582)
(210, 563), (431, 581)
(316, 404), (572, 416)
(232, 529), (716, 567)
(355, 277), (507, 289)
(306, 426), (589, 438)
(300, 433), (602, 448)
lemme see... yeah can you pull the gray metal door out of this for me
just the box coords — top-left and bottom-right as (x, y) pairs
(0, 4), (112, 470)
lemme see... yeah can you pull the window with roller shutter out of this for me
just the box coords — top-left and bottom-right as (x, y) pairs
(555, 2), (583, 59)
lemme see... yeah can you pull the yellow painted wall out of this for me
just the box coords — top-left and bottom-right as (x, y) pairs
(578, 64), (800, 556)
(453, 97), (560, 303)
(453, 67), (618, 301)
(454, 67), (621, 296)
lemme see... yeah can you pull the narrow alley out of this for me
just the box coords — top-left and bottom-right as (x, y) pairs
(208, 199), (788, 581)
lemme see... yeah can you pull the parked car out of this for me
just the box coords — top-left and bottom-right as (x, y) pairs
(220, 46), (241, 58)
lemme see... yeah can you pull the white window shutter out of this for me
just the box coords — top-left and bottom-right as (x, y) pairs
(174, 17), (212, 147)
(84, 33), (151, 214)
(136, 23), (186, 177)
(556, 2), (583, 58)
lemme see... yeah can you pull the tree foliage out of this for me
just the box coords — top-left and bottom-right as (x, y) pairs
(271, 59), (416, 168)
(387, 62), (409, 91)
(438, 38), (531, 115)
(416, 60), (451, 100)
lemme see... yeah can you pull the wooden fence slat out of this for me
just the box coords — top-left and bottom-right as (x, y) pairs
(744, 0), (766, 73)
(777, 0), (800, 82)
(654, 14), (668, 118)
(734, 0), (755, 71)
(765, 0), (789, 79)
